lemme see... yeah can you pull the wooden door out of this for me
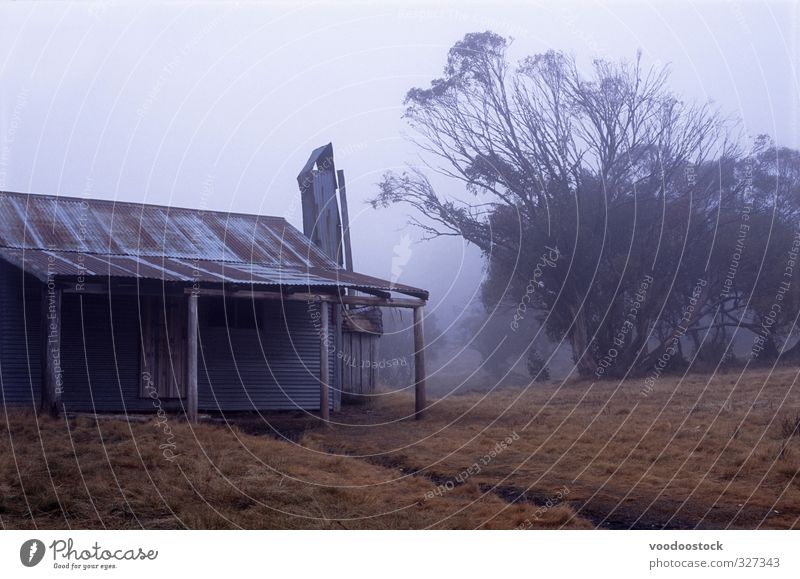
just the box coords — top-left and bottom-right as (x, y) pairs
(139, 296), (187, 399)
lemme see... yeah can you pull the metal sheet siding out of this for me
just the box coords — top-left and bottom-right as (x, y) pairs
(198, 301), (336, 411)
(0, 283), (333, 413)
(59, 294), (184, 413)
(60, 296), (333, 413)
(0, 260), (42, 408)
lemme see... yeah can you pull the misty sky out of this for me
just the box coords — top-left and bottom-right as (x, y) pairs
(1, 1), (797, 324)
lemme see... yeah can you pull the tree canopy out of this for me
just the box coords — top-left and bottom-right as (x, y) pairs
(373, 32), (800, 379)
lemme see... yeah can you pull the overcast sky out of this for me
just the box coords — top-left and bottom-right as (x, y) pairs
(1, 0), (797, 322)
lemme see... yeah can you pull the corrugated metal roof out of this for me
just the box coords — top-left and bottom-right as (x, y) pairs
(0, 192), (428, 299)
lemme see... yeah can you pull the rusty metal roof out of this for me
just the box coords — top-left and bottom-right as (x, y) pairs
(0, 191), (428, 300)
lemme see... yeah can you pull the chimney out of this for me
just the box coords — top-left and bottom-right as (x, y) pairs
(296, 143), (353, 271)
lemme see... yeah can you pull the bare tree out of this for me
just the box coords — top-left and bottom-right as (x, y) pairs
(374, 32), (741, 377)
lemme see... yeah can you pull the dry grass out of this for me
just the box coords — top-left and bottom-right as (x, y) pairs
(307, 368), (800, 529)
(2, 368), (798, 529)
(0, 410), (586, 529)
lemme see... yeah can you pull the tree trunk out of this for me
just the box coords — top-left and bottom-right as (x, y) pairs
(636, 282), (711, 373)
(570, 308), (597, 377)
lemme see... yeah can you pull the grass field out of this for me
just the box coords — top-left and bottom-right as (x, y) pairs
(2, 368), (799, 529)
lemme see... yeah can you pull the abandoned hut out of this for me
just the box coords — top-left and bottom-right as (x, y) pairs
(0, 146), (429, 422)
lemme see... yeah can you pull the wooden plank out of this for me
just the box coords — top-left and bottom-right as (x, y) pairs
(319, 300), (330, 423)
(186, 288), (426, 308)
(311, 170), (343, 266)
(354, 335), (359, 394)
(157, 299), (169, 398)
(413, 306), (427, 419)
(64, 284), (189, 298)
(140, 296), (189, 400)
(367, 336), (378, 394)
(39, 283), (63, 417)
(337, 169), (354, 273)
(169, 296), (188, 398)
(186, 293), (199, 423)
(139, 296), (153, 397)
(166, 298), (176, 398)
(360, 334), (368, 394)
(345, 334), (353, 394)
(65, 283), (402, 300)
(359, 335), (366, 394)
(373, 335), (381, 391)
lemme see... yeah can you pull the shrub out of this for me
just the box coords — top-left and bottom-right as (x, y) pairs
(527, 348), (550, 382)
(780, 413), (800, 439)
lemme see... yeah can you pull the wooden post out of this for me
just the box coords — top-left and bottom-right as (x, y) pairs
(186, 292), (198, 424)
(333, 303), (342, 412)
(413, 306), (426, 419)
(40, 283), (62, 418)
(320, 300), (330, 423)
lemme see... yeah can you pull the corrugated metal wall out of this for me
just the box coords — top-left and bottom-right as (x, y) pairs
(60, 293), (184, 413)
(1, 261), (338, 413)
(0, 260), (42, 408)
(198, 299), (337, 412)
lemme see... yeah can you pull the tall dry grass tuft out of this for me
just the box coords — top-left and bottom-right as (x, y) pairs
(780, 413), (800, 440)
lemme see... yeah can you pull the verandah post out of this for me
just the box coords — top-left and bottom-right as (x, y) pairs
(320, 300), (330, 423)
(413, 305), (427, 419)
(187, 292), (199, 424)
(39, 282), (62, 418)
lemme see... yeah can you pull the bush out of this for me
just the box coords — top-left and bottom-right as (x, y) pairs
(527, 348), (550, 382)
(780, 413), (800, 439)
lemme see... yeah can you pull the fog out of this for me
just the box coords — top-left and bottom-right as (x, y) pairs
(1, 0), (797, 387)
